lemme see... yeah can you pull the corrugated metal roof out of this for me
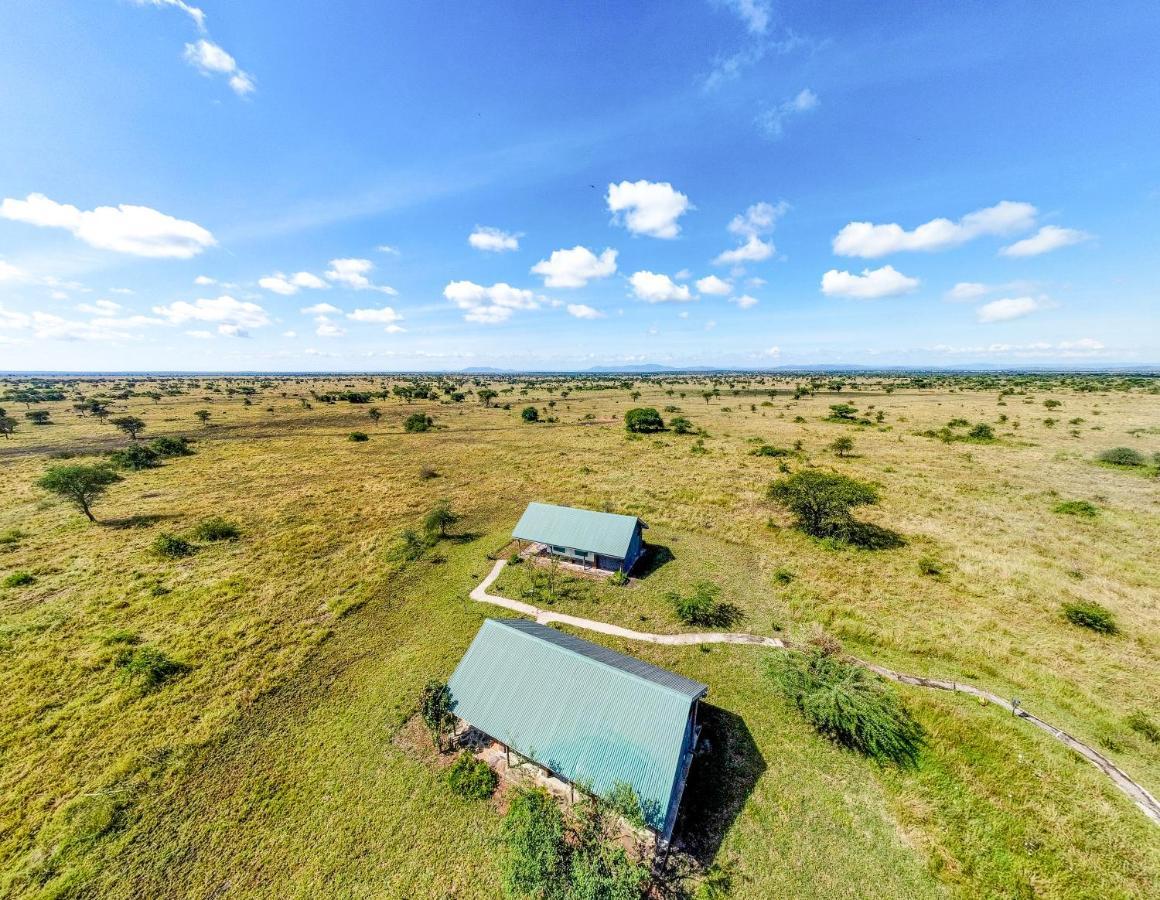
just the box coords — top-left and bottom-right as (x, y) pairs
(448, 619), (707, 833)
(512, 502), (643, 560)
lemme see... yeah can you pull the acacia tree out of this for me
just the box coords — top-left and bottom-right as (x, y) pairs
(829, 436), (855, 457)
(478, 389), (498, 407)
(110, 415), (146, 440)
(195, 409), (211, 426)
(25, 410), (51, 425)
(624, 407), (664, 433)
(767, 471), (879, 538)
(37, 464), (123, 523)
(0, 415), (16, 439)
(424, 500), (461, 538)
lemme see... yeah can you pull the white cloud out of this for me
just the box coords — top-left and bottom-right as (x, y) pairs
(932, 339), (1108, 359)
(132, 0), (206, 31)
(0, 193), (215, 258)
(720, 0), (771, 34)
(0, 261), (28, 282)
(377, 244), (400, 255)
(714, 234), (774, 265)
(821, 265), (920, 299)
(531, 246), (618, 288)
(186, 329), (213, 339)
(194, 274), (216, 286)
(756, 88), (818, 140)
(977, 296), (1042, 323)
(347, 306), (403, 325)
(183, 39), (255, 96)
(153, 295), (270, 329)
(1058, 338), (1104, 351)
(696, 275), (732, 295)
(300, 302), (341, 315)
(566, 304), (604, 320)
(766, 345), (781, 357)
(946, 281), (989, 301)
(833, 201), (1037, 258)
(731, 294), (759, 309)
(0, 305), (161, 342)
(259, 271), (329, 295)
(606, 180), (692, 239)
(1000, 225), (1091, 257)
(468, 226), (520, 252)
(76, 299), (123, 315)
(281, 330), (297, 338)
(325, 258), (397, 294)
(444, 280), (539, 324)
(217, 323), (248, 337)
(314, 317), (345, 338)
(630, 271), (694, 303)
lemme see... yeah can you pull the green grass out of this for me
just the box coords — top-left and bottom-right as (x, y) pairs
(1, 374), (1158, 898)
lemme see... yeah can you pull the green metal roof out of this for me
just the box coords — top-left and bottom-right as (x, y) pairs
(512, 502), (643, 559)
(447, 619), (706, 834)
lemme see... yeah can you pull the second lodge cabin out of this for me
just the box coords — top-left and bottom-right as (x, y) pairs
(513, 501), (647, 574)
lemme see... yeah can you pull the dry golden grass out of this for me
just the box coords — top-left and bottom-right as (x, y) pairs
(0, 373), (1157, 898)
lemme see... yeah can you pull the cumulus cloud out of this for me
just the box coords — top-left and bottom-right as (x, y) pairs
(377, 244), (400, 255)
(714, 234), (774, 265)
(630, 271), (694, 303)
(531, 246), (618, 288)
(833, 201), (1037, 258)
(314, 317), (345, 338)
(607, 180), (692, 239)
(325, 258), (397, 294)
(183, 39), (255, 96)
(347, 306), (404, 328)
(0, 304), (163, 342)
(696, 275), (732, 295)
(259, 271), (329, 295)
(1000, 225), (1091, 257)
(977, 296), (1043, 322)
(152, 295), (270, 330)
(300, 302), (341, 315)
(0, 261), (28, 283)
(946, 281), (989, 301)
(444, 280), (539, 324)
(821, 265), (919, 299)
(714, 200), (786, 265)
(132, 0), (206, 31)
(756, 88), (818, 140)
(193, 274), (216, 286)
(932, 338), (1107, 358)
(468, 226), (520, 252)
(730, 294), (759, 309)
(0, 193), (215, 258)
(76, 299), (123, 315)
(566, 304), (604, 320)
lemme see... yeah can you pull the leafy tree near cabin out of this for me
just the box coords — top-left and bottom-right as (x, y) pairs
(418, 679), (456, 751)
(110, 415), (146, 440)
(37, 464), (123, 523)
(767, 470), (880, 538)
(424, 500), (461, 538)
(623, 407), (664, 433)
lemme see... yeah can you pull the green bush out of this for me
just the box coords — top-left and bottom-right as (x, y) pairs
(670, 581), (730, 627)
(152, 533), (195, 558)
(115, 646), (189, 691)
(348, 431), (370, 442)
(1126, 710), (1160, 743)
(148, 436), (193, 457)
(669, 415), (695, 434)
(520, 406), (540, 423)
(623, 407), (664, 433)
(3, 571), (35, 587)
(447, 751), (498, 800)
(1053, 499), (1098, 518)
(502, 787), (567, 897)
(767, 471), (880, 539)
(601, 781), (646, 828)
(192, 517), (240, 541)
(608, 568), (629, 587)
(769, 649), (924, 766)
(1097, 447), (1144, 467)
(404, 412), (434, 433)
(967, 423), (995, 441)
(917, 555), (943, 577)
(751, 443), (790, 457)
(0, 528), (24, 546)
(1062, 599), (1118, 634)
(108, 445), (161, 470)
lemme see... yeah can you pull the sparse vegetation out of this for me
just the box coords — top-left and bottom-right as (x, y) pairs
(447, 752), (498, 801)
(1062, 599), (1118, 634)
(1054, 499), (1098, 518)
(152, 533), (195, 559)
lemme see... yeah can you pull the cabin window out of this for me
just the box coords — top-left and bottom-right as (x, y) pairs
(552, 545), (567, 555)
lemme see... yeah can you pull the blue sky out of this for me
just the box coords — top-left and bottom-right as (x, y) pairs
(1, 1), (1157, 371)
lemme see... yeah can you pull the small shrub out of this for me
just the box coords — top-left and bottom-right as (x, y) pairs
(769, 650), (924, 766)
(670, 581), (729, 627)
(917, 555), (943, 577)
(772, 567), (794, 585)
(148, 436), (192, 457)
(967, 423), (995, 441)
(1053, 499), (1098, 518)
(3, 571), (35, 587)
(1097, 447), (1144, 467)
(602, 781), (646, 828)
(418, 465), (439, 480)
(447, 751), (498, 800)
(1062, 599), (1118, 634)
(192, 517), (240, 541)
(1126, 710), (1160, 743)
(348, 431), (370, 442)
(392, 528), (429, 561)
(608, 568), (629, 586)
(404, 412), (434, 433)
(520, 406), (540, 423)
(152, 533), (195, 559)
(108, 445), (161, 470)
(115, 646), (188, 691)
(670, 415), (695, 434)
(751, 444), (790, 457)
(0, 528), (24, 546)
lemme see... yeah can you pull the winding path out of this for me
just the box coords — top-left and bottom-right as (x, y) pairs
(471, 559), (1160, 826)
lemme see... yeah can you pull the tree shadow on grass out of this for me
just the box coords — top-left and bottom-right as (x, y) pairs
(443, 530), (482, 545)
(672, 705), (766, 867)
(832, 521), (906, 550)
(102, 513), (176, 530)
(634, 544), (674, 578)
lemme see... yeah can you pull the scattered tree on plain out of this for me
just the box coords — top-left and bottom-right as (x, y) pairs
(624, 407), (664, 433)
(110, 415), (146, 440)
(36, 464), (123, 523)
(767, 471), (879, 538)
(424, 500), (461, 538)
(195, 409), (211, 426)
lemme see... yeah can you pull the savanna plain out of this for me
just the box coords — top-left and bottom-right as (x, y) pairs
(0, 372), (1157, 899)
